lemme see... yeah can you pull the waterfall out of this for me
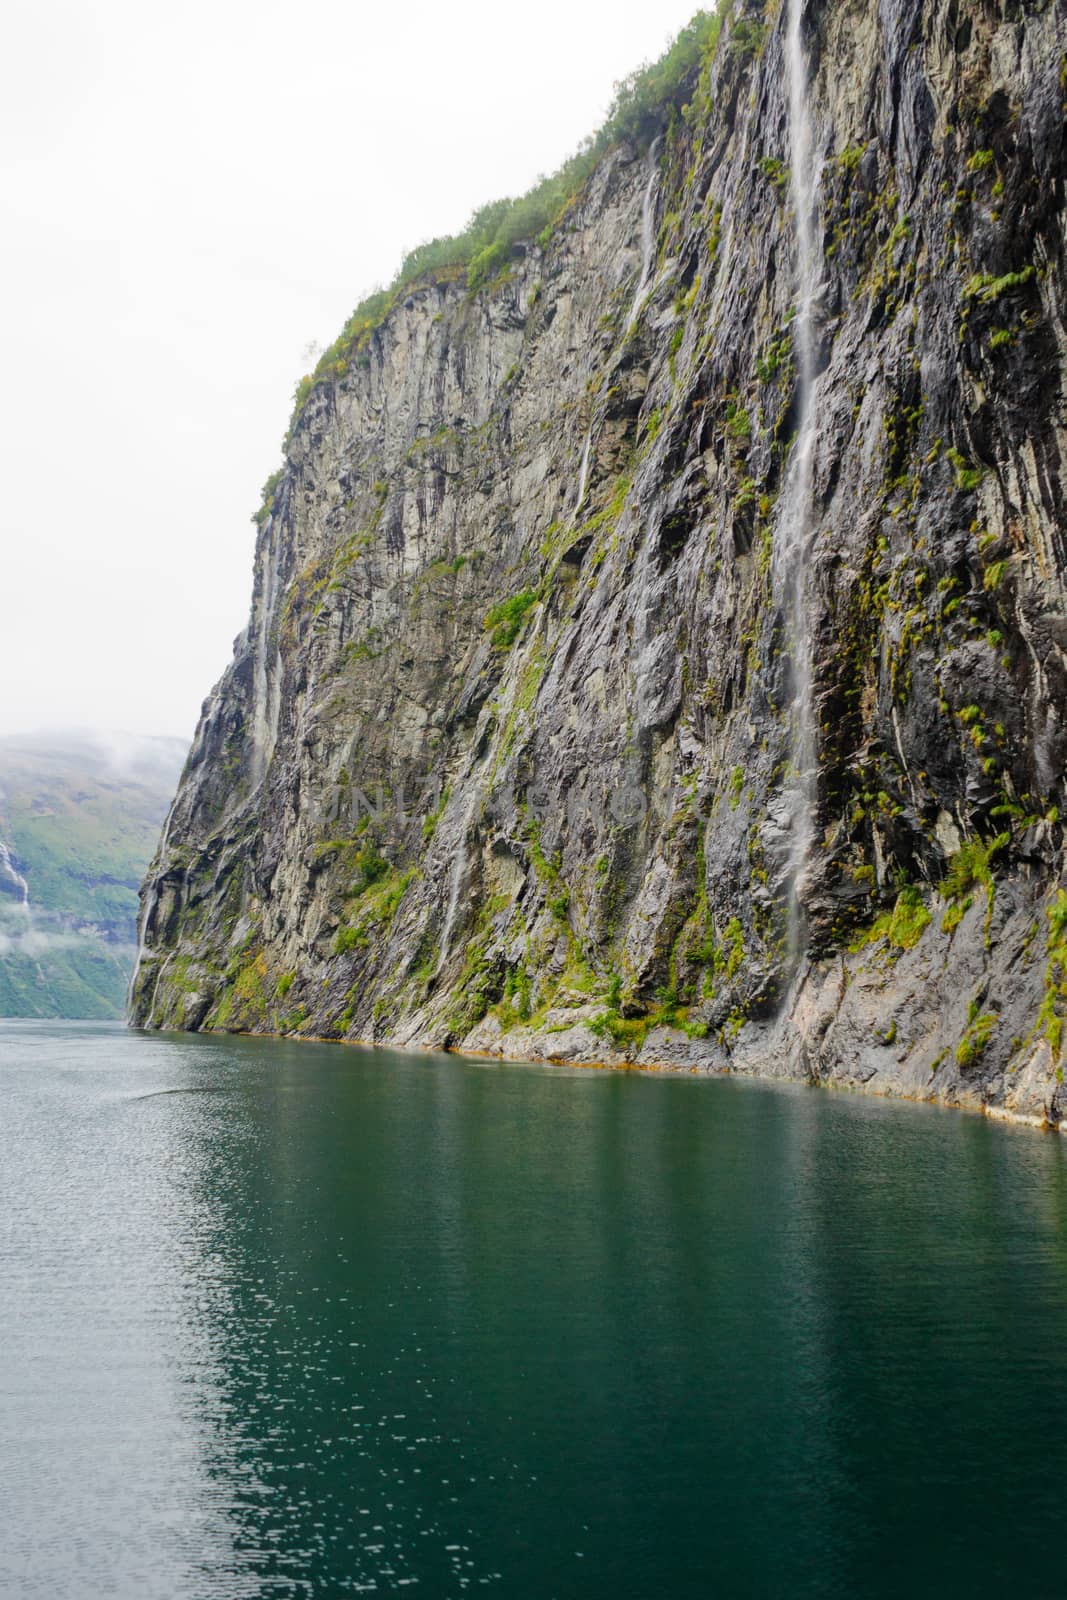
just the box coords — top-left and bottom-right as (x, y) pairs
(127, 797), (177, 1015)
(0, 839), (29, 907)
(775, 0), (822, 964)
(626, 136), (663, 330)
(569, 134), (662, 534)
(128, 896), (152, 1015)
(573, 429), (593, 520)
(251, 515), (282, 789)
(435, 787), (479, 975)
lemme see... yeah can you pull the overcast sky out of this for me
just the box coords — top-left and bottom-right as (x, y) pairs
(1, 0), (703, 742)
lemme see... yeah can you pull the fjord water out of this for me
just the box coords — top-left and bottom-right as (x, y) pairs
(3, 1023), (1067, 1599)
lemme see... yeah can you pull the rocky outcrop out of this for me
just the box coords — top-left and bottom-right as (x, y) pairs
(132, 0), (1067, 1128)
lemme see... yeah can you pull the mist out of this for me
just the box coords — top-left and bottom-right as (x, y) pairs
(0, 916), (122, 963)
(1, 0), (706, 742)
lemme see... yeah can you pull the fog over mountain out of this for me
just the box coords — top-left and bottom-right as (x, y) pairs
(0, 732), (187, 1017)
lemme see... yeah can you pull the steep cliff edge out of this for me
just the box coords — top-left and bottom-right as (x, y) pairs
(133, 0), (1067, 1127)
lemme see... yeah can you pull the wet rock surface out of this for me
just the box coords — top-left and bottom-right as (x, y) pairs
(133, 0), (1067, 1128)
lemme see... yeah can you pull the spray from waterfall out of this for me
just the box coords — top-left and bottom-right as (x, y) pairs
(626, 136), (663, 330)
(775, 0), (822, 966)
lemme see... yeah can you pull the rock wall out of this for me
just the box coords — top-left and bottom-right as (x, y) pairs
(132, 0), (1067, 1128)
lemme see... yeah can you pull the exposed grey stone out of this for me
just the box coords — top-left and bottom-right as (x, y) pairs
(132, 0), (1067, 1132)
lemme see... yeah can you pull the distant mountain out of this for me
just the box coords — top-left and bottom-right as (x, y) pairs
(0, 732), (187, 1018)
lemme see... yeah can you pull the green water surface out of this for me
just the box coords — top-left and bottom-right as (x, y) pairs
(2, 1020), (1066, 1598)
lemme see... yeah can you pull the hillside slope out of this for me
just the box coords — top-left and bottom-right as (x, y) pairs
(132, 0), (1067, 1127)
(0, 733), (186, 1017)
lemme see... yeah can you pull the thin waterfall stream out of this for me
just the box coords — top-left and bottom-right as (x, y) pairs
(434, 784), (480, 976)
(775, 0), (822, 966)
(439, 133), (665, 977)
(0, 839), (29, 907)
(576, 135), (663, 524)
(128, 798), (176, 1009)
(252, 516), (282, 790)
(573, 429), (593, 520)
(626, 135), (663, 331)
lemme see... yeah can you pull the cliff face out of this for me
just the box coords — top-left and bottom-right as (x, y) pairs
(133, 0), (1067, 1127)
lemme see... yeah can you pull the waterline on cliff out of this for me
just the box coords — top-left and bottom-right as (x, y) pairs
(573, 429), (593, 520)
(626, 135), (663, 330)
(128, 799), (175, 1013)
(0, 839), (30, 907)
(775, 0), (823, 968)
(251, 514), (283, 790)
(577, 132), (663, 516)
(435, 784), (480, 976)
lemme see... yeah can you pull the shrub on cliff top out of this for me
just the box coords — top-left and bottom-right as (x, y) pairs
(278, 7), (732, 453)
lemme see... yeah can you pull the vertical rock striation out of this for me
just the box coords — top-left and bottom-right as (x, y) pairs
(133, 0), (1067, 1127)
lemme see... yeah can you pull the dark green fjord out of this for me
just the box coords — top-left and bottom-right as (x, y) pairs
(3, 1018), (1067, 1598)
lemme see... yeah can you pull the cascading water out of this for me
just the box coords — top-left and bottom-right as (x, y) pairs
(252, 514), (283, 789)
(431, 140), (668, 960)
(434, 785), (480, 976)
(574, 135), (664, 524)
(774, 0), (822, 966)
(0, 839), (29, 907)
(626, 135), (663, 330)
(573, 429), (593, 520)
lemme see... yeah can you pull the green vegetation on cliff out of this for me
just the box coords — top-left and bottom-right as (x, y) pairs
(140, 0), (1067, 1126)
(257, 5), (732, 516)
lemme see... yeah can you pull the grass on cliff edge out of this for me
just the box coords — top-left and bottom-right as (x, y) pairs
(255, 5), (733, 520)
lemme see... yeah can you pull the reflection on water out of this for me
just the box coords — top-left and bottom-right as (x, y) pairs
(2, 1020), (1067, 1598)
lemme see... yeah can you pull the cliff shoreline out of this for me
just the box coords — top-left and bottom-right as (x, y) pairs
(132, 0), (1067, 1133)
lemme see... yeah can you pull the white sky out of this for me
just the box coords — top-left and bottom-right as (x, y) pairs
(0, 0), (703, 741)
